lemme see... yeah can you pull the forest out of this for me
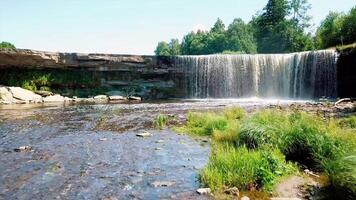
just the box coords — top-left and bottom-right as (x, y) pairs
(155, 0), (356, 56)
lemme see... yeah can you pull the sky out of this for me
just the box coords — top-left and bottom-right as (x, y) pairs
(0, 0), (355, 55)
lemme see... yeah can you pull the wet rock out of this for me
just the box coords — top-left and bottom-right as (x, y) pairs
(128, 96), (141, 101)
(304, 169), (320, 178)
(43, 94), (65, 102)
(223, 186), (239, 196)
(241, 196), (250, 200)
(14, 146), (32, 152)
(151, 181), (175, 187)
(136, 131), (152, 137)
(35, 90), (53, 97)
(8, 87), (43, 103)
(99, 138), (107, 141)
(196, 188), (211, 195)
(156, 139), (164, 143)
(109, 95), (126, 101)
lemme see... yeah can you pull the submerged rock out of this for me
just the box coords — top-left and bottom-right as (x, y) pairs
(196, 188), (211, 195)
(241, 196), (250, 200)
(14, 146), (32, 152)
(151, 181), (175, 187)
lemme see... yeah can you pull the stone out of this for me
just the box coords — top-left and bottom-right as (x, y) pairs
(224, 186), (239, 196)
(128, 96), (141, 101)
(14, 146), (32, 152)
(151, 181), (175, 187)
(43, 94), (65, 102)
(270, 198), (302, 200)
(0, 87), (14, 103)
(136, 131), (152, 137)
(8, 87), (43, 103)
(241, 196), (250, 200)
(196, 188), (211, 195)
(109, 95), (126, 101)
(94, 95), (108, 101)
(35, 90), (53, 97)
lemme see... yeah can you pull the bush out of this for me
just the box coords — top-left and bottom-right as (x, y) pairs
(201, 144), (295, 191)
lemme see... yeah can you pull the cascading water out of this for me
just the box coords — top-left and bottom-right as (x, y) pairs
(175, 50), (338, 99)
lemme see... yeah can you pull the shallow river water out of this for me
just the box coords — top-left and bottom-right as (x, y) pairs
(0, 99), (308, 200)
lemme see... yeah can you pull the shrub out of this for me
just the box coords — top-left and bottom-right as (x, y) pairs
(153, 114), (168, 130)
(223, 107), (245, 120)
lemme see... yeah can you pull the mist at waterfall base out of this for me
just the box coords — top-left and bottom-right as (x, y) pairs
(175, 50), (337, 100)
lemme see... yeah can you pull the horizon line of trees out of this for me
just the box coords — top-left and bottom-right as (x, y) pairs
(155, 0), (356, 56)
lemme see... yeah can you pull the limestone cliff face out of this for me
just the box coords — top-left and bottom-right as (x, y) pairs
(0, 49), (184, 99)
(0, 49), (157, 69)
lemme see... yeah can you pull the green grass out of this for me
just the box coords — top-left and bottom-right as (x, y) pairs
(174, 107), (356, 198)
(153, 114), (168, 130)
(201, 143), (296, 192)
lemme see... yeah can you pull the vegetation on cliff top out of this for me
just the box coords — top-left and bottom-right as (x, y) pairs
(0, 41), (16, 50)
(155, 0), (356, 56)
(174, 107), (356, 199)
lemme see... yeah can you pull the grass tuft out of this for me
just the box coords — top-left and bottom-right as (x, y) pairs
(153, 114), (168, 130)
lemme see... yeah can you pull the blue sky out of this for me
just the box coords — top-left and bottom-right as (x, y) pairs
(0, 0), (355, 55)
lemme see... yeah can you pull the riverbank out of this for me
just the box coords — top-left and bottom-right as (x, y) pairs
(0, 99), (354, 199)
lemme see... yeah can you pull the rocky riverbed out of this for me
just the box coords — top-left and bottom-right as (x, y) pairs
(0, 99), (354, 200)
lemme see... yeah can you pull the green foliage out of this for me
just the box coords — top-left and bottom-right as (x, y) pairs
(226, 18), (257, 53)
(153, 114), (168, 130)
(315, 7), (356, 49)
(0, 41), (15, 49)
(201, 144), (296, 191)
(154, 39), (181, 56)
(175, 107), (356, 197)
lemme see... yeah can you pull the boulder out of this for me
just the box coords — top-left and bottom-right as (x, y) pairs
(0, 87), (15, 103)
(241, 196), (250, 200)
(35, 90), (53, 97)
(8, 87), (42, 103)
(94, 95), (109, 102)
(128, 96), (142, 101)
(109, 95), (126, 101)
(43, 94), (65, 102)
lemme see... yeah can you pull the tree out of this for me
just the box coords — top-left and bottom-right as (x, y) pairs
(181, 31), (209, 55)
(226, 18), (257, 53)
(340, 6), (356, 45)
(154, 41), (170, 56)
(0, 41), (16, 50)
(168, 39), (181, 56)
(290, 0), (312, 29)
(206, 18), (227, 54)
(254, 0), (313, 53)
(315, 12), (344, 49)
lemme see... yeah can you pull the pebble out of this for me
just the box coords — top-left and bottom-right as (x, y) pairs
(197, 188), (211, 195)
(136, 131), (152, 137)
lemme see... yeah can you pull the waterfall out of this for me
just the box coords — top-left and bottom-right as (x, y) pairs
(174, 50), (338, 99)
